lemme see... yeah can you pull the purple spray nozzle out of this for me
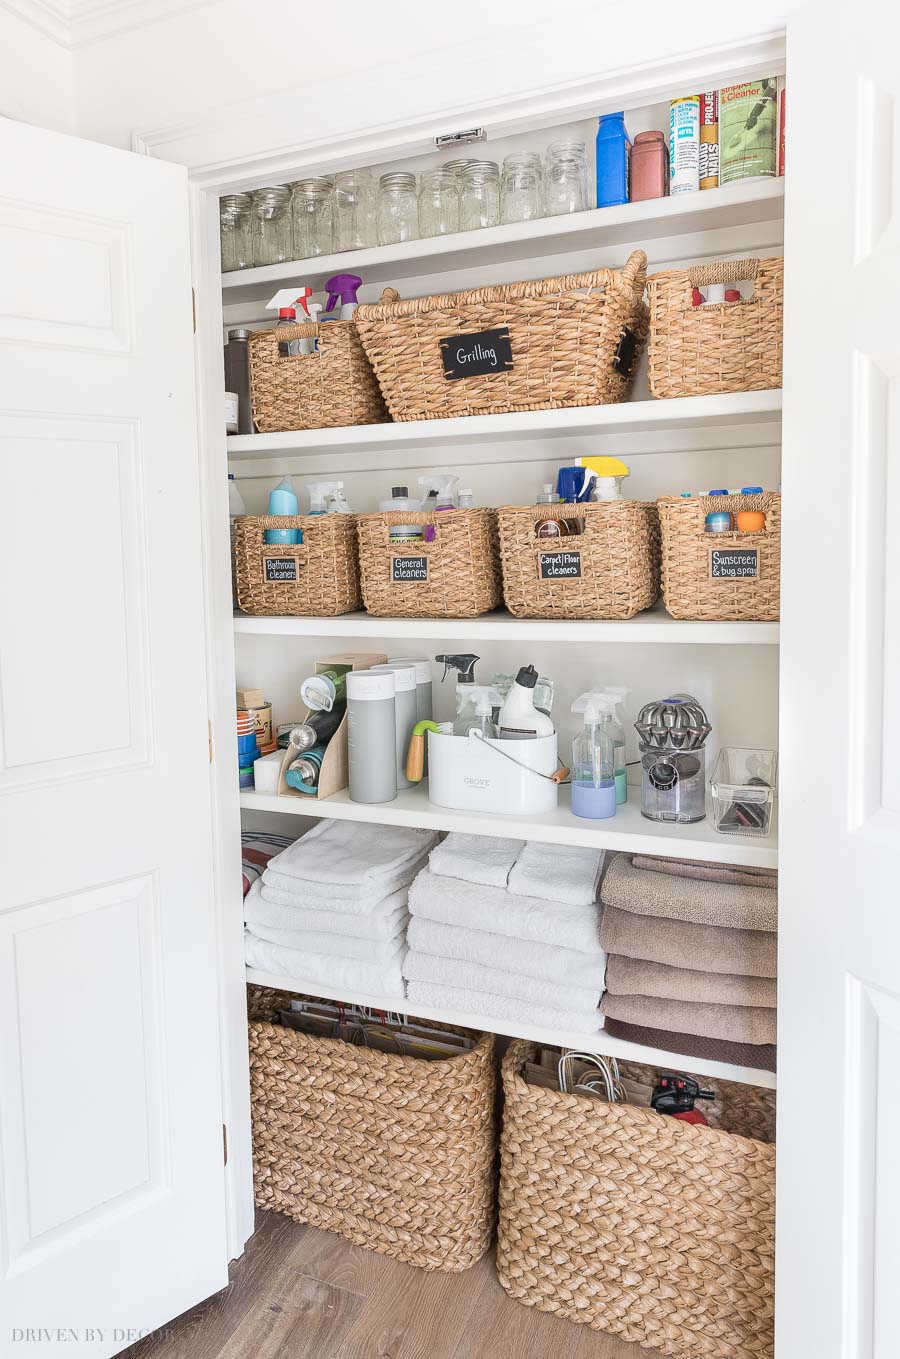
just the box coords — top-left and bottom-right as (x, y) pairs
(325, 272), (363, 313)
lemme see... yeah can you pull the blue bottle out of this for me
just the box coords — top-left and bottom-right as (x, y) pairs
(595, 113), (632, 207)
(263, 476), (302, 545)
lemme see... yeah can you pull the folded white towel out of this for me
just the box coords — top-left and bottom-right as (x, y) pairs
(407, 916), (605, 988)
(249, 922), (405, 962)
(429, 833), (525, 888)
(267, 821), (437, 885)
(261, 864), (419, 906)
(406, 980), (603, 1034)
(508, 842), (604, 906)
(409, 869), (602, 954)
(244, 929), (407, 999)
(246, 880), (409, 941)
(258, 867), (421, 915)
(403, 950), (601, 1014)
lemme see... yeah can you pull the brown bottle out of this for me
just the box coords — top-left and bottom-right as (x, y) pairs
(630, 130), (669, 202)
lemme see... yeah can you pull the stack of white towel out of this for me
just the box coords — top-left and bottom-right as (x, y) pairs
(403, 835), (607, 1032)
(244, 820), (437, 997)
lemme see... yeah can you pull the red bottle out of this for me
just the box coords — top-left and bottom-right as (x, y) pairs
(630, 130), (669, 202)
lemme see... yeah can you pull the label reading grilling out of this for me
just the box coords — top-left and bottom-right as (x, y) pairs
(539, 550), (582, 579)
(263, 556), (300, 582)
(392, 555), (428, 583)
(440, 326), (513, 379)
(709, 547), (759, 579)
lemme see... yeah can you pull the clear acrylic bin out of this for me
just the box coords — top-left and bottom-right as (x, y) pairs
(710, 747), (778, 837)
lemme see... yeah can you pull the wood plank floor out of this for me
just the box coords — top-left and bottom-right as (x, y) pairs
(121, 1210), (641, 1359)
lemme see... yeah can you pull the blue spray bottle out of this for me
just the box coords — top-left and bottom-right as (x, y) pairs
(596, 112), (632, 207)
(263, 476), (302, 545)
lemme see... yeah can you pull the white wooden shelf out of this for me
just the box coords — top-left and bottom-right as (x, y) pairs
(222, 178), (785, 305)
(239, 784), (778, 868)
(245, 967), (776, 1090)
(233, 603), (779, 645)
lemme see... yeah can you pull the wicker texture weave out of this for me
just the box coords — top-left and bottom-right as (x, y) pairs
(354, 252), (649, 422)
(647, 257), (783, 399)
(497, 501), (660, 620)
(658, 492), (780, 621)
(248, 322), (387, 433)
(356, 508), (501, 618)
(496, 1041), (775, 1358)
(233, 514), (361, 617)
(247, 988), (496, 1272)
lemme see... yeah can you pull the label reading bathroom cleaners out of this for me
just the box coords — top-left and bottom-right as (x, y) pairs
(440, 327), (513, 379)
(709, 548), (759, 579)
(539, 550), (582, 579)
(263, 555), (300, 582)
(392, 555), (428, 583)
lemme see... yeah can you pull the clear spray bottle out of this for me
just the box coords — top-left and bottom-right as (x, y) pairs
(571, 692), (617, 819)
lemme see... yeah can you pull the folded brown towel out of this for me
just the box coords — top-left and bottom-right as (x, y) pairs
(602, 993), (777, 1045)
(601, 903), (777, 978)
(601, 853), (777, 932)
(605, 954), (777, 1009)
(604, 1017), (777, 1073)
(631, 855), (778, 889)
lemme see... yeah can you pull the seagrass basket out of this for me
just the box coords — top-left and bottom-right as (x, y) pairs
(246, 987), (496, 1272)
(248, 321), (387, 432)
(354, 251), (649, 422)
(496, 501), (659, 620)
(647, 257), (783, 399)
(232, 514), (361, 616)
(356, 508), (502, 618)
(496, 1041), (776, 1358)
(658, 492), (780, 621)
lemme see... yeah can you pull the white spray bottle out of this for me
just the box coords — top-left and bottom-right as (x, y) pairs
(601, 685), (630, 805)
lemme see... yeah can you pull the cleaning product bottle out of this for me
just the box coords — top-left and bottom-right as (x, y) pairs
(418, 474), (459, 510)
(651, 1074), (715, 1125)
(459, 689), (500, 740)
(380, 486), (423, 542)
(535, 482), (568, 539)
(266, 288), (313, 355)
(300, 667), (348, 713)
(458, 489), (474, 509)
(575, 455), (630, 502)
(497, 665), (555, 741)
(263, 476), (301, 545)
(571, 692), (617, 818)
(435, 653), (481, 734)
(305, 481), (353, 514)
(602, 685), (630, 804)
(329, 482), (353, 513)
(595, 112), (632, 207)
(322, 272), (363, 321)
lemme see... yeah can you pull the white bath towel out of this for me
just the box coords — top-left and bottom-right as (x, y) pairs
(267, 821), (437, 885)
(244, 929), (407, 998)
(403, 950), (601, 1014)
(261, 864), (420, 906)
(249, 922), (405, 963)
(246, 881), (409, 941)
(407, 916), (605, 989)
(508, 842), (604, 906)
(409, 869), (602, 954)
(429, 833), (525, 888)
(258, 870), (420, 916)
(405, 980), (603, 1034)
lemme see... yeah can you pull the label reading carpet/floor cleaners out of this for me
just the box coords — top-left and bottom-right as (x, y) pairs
(710, 547), (759, 579)
(539, 550), (582, 579)
(263, 556), (300, 582)
(392, 555), (428, 583)
(440, 327), (513, 379)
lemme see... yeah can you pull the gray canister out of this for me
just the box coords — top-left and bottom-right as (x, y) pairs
(387, 655), (433, 723)
(346, 669), (397, 804)
(370, 664), (417, 790)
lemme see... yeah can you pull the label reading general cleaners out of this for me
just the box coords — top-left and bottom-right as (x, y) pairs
(440, 327), (513, 379)
(392, 555), (428, 583)
(709, 547), (759, 579)
(539, 550), (582, 579)
(263, 556), (300, 582)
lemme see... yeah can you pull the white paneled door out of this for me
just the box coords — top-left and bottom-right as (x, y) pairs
(0, 119), (227, 1356)
(778, 4), (900, 1357)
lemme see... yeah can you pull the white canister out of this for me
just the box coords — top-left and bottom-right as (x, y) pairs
(426, 726), (559, 816)
(669, 96), (700, 196)
(346, 669), (397, 805)
(370, 664), (417, 790)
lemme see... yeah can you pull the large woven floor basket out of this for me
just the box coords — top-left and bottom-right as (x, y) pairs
(496, 1041), (776, 1358)
(647, 257), (783, 399)
(354, 251), (649, 422)
(248, 321), (387, 432)
(497, 501), (659, 619)
(356, 508), (502, 618)
(658, 492), (780, 621)
(247, 987), (496, 1272)
(233, 514), (361, 616)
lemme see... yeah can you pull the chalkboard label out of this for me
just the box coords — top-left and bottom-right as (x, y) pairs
(392, 555), (428, 583)
(440, 327), (513, 380)
(263, 555), (300, 582)
(710, 547), (759, 579)
(539, 550), (582, 580)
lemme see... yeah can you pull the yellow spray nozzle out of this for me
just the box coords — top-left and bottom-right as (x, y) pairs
(575, 455), (630, 477)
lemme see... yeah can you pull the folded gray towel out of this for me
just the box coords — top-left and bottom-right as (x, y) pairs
(631, 855), (778, 889)
(601, 853), (777, 932)
(601, 992), (777, 1046)
(605, 954), (777, 1008)
(601, 903), (776, 977)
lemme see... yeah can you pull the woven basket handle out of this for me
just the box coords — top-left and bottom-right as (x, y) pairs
(689, 258), (761, 288)
(379, 286), (401, 304)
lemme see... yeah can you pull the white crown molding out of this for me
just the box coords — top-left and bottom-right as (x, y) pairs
(0, 0), (216, 48)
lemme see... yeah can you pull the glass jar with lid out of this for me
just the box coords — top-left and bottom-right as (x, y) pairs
(442, 158), (478, 181)
(459, 160), (500, 231)
(251, 186), (292, 266)
(501, 152), (543, 224)
(289, 177), (333, 258)
(418, 169), (459, 238)
(544, 140), (588, 215)
(376, 172), (418, 245)
(333, 169), (376, 252)
(220, 193), (252, 272)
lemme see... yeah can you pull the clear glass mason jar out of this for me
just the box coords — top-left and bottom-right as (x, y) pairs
(251, 186), (292, 266)
(459, 160), (500, 231)
(418, 169), (459, 237)
(289, 177), (333, 258)
(501, 152), (543, 224)
(333, 169), (376, 252)
(376, 171), (419, 245)
(219, 193), (252, 271)
(442, 157), (478, 181)
(545, 139), (589, 214)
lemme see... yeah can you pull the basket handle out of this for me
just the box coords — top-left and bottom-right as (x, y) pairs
(687, 258), (761, 288)
(379, 286), (401, 304)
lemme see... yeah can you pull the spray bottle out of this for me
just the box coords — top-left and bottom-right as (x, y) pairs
(435, 654), (481, 734)
(322, 272), (363, 321)
(266, 288), (313, 355)
(418, 474), (459, 511)
(305, 481), (354, 514)
(601, 685), (630, 804)
(457, 688), (501, 739)
(263, 475), (301, 545)
(575, 455), (631, 502)
(571, 692), (618, 818)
